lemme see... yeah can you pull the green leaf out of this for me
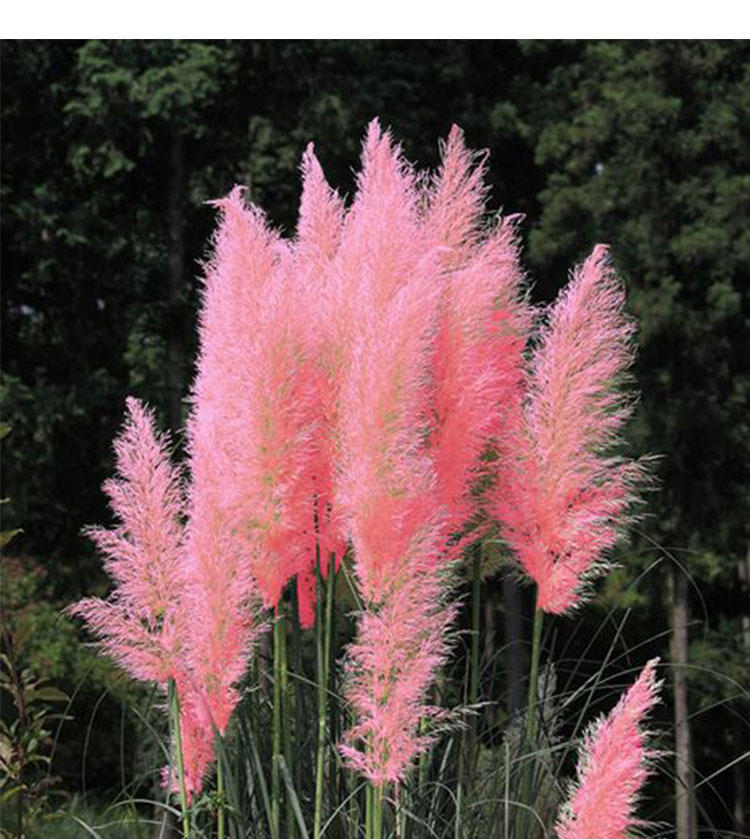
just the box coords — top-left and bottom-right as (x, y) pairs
(0, 529), (22, 549)
(0, 786), (24, 805)
(27, 686), (68, 703)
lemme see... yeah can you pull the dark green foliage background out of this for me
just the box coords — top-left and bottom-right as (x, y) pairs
(2, 40), (748, 832)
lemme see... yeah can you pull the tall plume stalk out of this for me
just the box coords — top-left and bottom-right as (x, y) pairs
(556, 659), (662, 839)
(422, 127), (531, 828)
(68, 400), (198, 824)
(187, 189), (325, 837)
(293, 143), (347, 839)
(335, 122), (449, 794)
(490, 246), (646, 837)
(335, 122), (529, 817)
(493, 244), (643, 614)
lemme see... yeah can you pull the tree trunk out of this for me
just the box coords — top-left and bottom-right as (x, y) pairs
(735, 545), (750, 835)
(166, 133), (185, 435)
(502, 573), (524, 716)
(671, 567), (695, 839)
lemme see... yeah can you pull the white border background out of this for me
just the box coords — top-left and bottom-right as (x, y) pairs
(2, 1), (749, 39)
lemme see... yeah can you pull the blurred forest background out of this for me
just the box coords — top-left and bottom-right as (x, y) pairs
(1, 40), (749, 836)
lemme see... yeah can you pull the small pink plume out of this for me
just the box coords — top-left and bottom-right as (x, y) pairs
(68, 399), (217, 797)
(493, 245), (642, 613)
(181, 499), (263, 736)
(556, 658), (662, 839)
(339, 569), (456, 786)
(422, 124), (488, 264)
(69, 398), (186, 685)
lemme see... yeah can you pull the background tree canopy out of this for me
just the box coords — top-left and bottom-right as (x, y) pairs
(1, 39), (748, 835)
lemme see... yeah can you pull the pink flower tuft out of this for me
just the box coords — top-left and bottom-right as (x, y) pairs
(339, 570), (457, 786)
(334, 121), (450, 784)
(69, 398), (186, 685)
(493, 245), (643, 613)
(335, 119), (442, 600)
(556, 659), (662, 839)
(189, 186), (320, 609)
(292, 143), (348, 625)
(424, 128), (531, 539)
(422, 124), (488, 265)
(335, 122), (531, 785)
(69, 399), (218, 797)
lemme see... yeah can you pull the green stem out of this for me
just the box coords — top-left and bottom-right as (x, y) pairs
(396, 783), (405, 839)
(313, 552), (336, 839)
(468, 548), (482, 811)
(515, 603), (544, 838)
(418, 715), (429, 792)
(372, 784), (384, 839)
(325, 552), (337, 820)
(272, 616), (282, 839)
(470, 548), (482, 710)
(365, 784), (374, 839)
(457, 548), (482, 839)
(314, 548), (325, 839)
(454, 771), (463, 839)
(217, 751), (225, 839)
(168, 678), (190, 839)
(290, 580), (302, 796)
(279, 611), (295, 839)
(525, 606), (543, 747)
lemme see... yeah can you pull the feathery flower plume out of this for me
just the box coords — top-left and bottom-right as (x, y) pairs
(340, 568), (455, 785)
(335, 121), (452, 785)
(70, 397), (185, 685)
(200, 189), (330, 606)
(69, 400), (215, 798)
(493, 245), (642, 613)
(184, 189), (292, 733)
(423, 126), (530, 539)
(422, 124), (488, 265)
(292, 143), (347, 627)
(556, 659), (662, 839)
(335, 120), (442, 600)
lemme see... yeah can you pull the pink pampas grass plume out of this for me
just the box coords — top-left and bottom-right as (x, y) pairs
(335, 121), (452, 785)
(69, 397), (186, 685)
(69, 399), (219, 797)
(189, 186), (321, 612)
(335, 120), (442, 599)
(339, 567), (456, 786)
(291, 144), (347, 626)
(422, 124), (488, 266)
(423, 127), (531, 539)
(493, 245), (643, 613)
(184, 190), (269, 732)
(556, 659), (662, 839)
